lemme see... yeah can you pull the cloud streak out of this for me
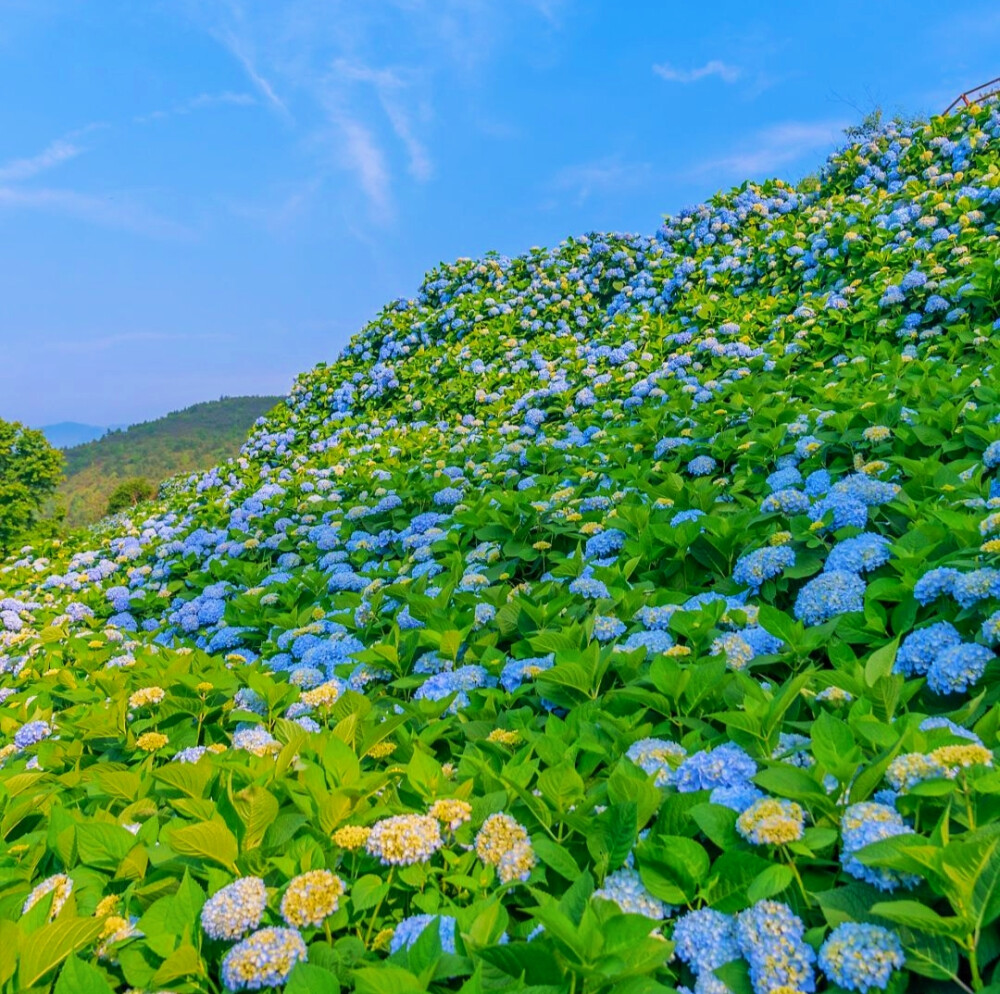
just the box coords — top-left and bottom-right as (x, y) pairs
(0, 185), (191, 239)
(134, 90), (256, 124)
(333, 59), (432, 182)
(653, 59), (741, 84)
(689, 120), (849, 179)
(0, 137), (84, 183)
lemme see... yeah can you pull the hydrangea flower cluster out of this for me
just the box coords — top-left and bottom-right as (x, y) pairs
(818, 922), (904, 992)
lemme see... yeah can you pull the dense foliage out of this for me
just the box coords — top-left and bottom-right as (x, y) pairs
(57, 398), (281, 528)
(0, 420), (63, 555)
(4, 103), (1000, 994)
(107, 479), (158, 517)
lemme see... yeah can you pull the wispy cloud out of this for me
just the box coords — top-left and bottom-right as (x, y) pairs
(213, 22), (290, 119)
(689, 120), (849, 179)
(333, 59), (432, 182)
(0, 136), (85, 183)
(332, 112), (392, 216)
(653, 59), (741, 84)
(550, 156), (652, 205)
(134, 90), (256, 124)
(0, 186), (191, 238)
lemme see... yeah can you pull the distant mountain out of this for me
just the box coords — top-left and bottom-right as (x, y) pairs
(57, 396), (281, 527)
(41, 422), (108, 448)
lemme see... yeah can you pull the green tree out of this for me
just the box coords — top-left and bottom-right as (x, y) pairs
(0, 419), (64, 554)
(107, 476), (156, 515)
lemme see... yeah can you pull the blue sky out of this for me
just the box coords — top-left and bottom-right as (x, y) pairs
(2, 0), (999, 427)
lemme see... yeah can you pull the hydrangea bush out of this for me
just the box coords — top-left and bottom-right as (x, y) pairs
(5, 101), (1000, 992)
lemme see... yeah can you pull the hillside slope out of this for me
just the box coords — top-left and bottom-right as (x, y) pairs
(57, 396), (281, 527)
(2, 105), (1000, 993)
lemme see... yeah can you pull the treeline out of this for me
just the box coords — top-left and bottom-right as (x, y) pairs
(56, 396), (281, 528)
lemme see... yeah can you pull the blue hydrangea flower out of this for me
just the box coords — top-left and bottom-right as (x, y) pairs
(615, 629), (675, 657)
(927, 642), (993, 695)
(733, 545), (795, 591)
(201, 877), (267, 941)
(14, 720), (51, 750)
(818, 922), (904, 992)
(735, 900), (816, 994)
(710, 783), (765, 812)
(569, 576), (610, 599)
(584, 529), (626, 559)
(220, 927), (307, 990)
(626, 737), (686, 786)
(894, 622), (962, 677)
(593, 868), (669, 919)
(794, 570), (865, 626)
(592, 615), (626, 642)
(952, 569), (1000, 609)
(500, 654), (554, 692)
(825, 533), (891, 574)
(672, 908), (740, 974)
(761, 489), (811, 515)
(840, 802), (919, 891)
(919, 715), (982, 743)
(414, 664), (495, 712)
(675, 743), (757, 793)
(390, 914), (457, 954)
(687, 456), (718, 477)
(913, 567), (960, 605)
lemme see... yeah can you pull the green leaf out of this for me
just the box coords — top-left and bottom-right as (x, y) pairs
(533, 834), (582, 881)
(898, 928), (960, 981)
(18, 916), (107, 988)
(150, 944), (204, 986)
(55, 955), (115, 994)
(351, 874), (389, 912)
(747, 864), (794, 902)
(689, 803), (740, 850)
(536, 763), (585, 812)
(168, 820), (239, 871)
(478, 942), (564, 985)
(713, 957), (754, 994)
(809, 711), (858, 773)
(352, 965), (426, 994)
(869, 900), (968, 938)
(940, 826), (1000, 931)
(76, 821), (139, 870)
(865, 637), (900, 686)
(286, 963), (341, 994)
(594, 802), (636, 872)
(231, 784), (279, 850)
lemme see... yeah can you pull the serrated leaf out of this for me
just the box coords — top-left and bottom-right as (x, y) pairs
(18, 916), (106, 988)
(168, 820), (239, 871)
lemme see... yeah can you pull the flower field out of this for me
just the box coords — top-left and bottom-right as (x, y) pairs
(5, 103), (1000, 993)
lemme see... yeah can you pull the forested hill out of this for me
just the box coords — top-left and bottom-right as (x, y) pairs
(58, 396), (281, 526)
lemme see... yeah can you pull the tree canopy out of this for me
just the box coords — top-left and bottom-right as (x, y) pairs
(0, 419), (63, 553)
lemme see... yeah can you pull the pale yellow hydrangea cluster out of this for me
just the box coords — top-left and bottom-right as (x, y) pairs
(366, 814), (443, 865)
(280, 869), (345, 928)
(429, 798), (472, 831)
(301, 681), (341, 709)
(135, 732), (168, 752)
(128, 686), (165, 710)
(474, 813), (536, 884)
(736, 797), (805, 846)
(332, 825), (371, 850)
